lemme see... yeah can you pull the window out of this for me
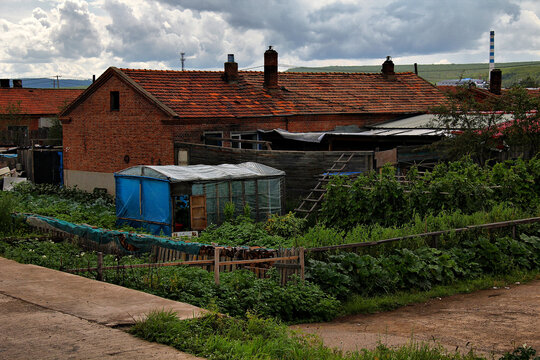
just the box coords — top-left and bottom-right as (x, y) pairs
(231, 132), (259, 149)
(204, 131), (223, 146)
(110, 91), (119, 111)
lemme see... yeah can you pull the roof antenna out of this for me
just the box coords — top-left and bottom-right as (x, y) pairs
(180, 52), (186, 71)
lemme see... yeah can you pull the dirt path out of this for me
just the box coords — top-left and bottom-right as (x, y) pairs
(294, 279), (540, 356)
(0, 257), (205, 359)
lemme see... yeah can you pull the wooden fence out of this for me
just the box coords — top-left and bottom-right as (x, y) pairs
(307, 217), (540, 253)
(67, 247), (305, 285)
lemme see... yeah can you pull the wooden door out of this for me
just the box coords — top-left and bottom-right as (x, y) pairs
(190, 195), (207, 230)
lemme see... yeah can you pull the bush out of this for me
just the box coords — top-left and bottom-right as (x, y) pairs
(319, 157), (540, 230)
(264, 212), (307, 238)
(306, 233), (540, 300)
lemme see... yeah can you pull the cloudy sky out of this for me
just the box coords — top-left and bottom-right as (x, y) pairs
(1, 0), (539, 79)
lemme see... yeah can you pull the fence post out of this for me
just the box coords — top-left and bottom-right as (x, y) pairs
(214, 247), (221, 285)
(299, 247), (305, 280)
(97, 252), (103, 281)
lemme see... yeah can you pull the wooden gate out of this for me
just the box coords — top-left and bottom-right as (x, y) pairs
(190, 195), (207, 230)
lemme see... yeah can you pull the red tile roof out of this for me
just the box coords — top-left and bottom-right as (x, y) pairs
(119, 69), (447, 118)
(0, 88), (83, 116)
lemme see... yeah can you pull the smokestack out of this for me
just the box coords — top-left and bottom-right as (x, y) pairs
(13, 79), (22, 88)
(223, 54), (238, 83)
(381, 56), (396, 80)
(489, 30), (495, 81)
(489, 69), (502, 95)
(0, 79), (9, 88)
(264, 46), (279, 89)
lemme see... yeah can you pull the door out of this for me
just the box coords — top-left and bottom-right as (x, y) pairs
(190, 195), (207, 230)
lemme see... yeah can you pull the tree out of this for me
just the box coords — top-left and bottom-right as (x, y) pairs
(430, 86), (540, 164)
(430, 86), (506, 165)
(500, 87), (540, 158)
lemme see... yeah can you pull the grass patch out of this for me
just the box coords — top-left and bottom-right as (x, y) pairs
(341, 270), (540, 315)
(130, 310), (485, 360)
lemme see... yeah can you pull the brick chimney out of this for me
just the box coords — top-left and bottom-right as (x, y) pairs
(381, 56), (396, 80)
(223, 54), (238, 83)
(0, 79), (9, 88)
(264, 46), (279, 89)
(13, 79), (22, 88)
(489, 69), (502, 95)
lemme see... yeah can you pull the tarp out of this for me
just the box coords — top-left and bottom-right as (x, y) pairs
(23, 214), (203, 255)
(115, 177), (172, 235)
(115, 162), (285, 183)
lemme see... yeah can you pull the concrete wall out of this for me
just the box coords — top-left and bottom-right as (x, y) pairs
(64, 169), (115, 195)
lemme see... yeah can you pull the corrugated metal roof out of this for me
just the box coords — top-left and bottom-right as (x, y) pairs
(370, 114), (438, 129)
(372, 113), (516, 129)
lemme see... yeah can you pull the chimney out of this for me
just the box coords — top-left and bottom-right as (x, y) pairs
(381, 56), (396, 80)
(489, 68), (502, 95)
(264, 46), (279, 89)
(223, 54), (238, 83)
(0, 79), (9, 88)
(13, 79), (22, 88)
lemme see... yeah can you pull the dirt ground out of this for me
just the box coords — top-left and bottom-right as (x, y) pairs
(294, 279), (540, 356)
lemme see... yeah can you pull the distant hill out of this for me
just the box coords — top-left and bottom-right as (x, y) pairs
(287, 61), (540, 88)
(12, 78), (92, 89)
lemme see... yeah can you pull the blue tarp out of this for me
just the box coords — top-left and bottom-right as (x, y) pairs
(115, 176), (172, 235)
(23, 214), (202, 255)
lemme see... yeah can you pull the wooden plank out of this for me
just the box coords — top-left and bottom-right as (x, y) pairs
(214, 248), (220, 285)
(299, 247), (305, 280)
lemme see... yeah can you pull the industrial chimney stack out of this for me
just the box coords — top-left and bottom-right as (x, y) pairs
(489, 30), (495, 81)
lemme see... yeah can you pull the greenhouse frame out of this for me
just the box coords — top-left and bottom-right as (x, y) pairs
(114, 162), (285, 236)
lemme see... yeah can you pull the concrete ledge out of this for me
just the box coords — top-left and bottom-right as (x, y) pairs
(0, 257), (205, 326)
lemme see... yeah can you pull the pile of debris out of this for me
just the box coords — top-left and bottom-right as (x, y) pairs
(0, 166), (26, 191)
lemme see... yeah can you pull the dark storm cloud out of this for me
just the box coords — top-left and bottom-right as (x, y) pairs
(156, 0), (522, 61)
(53, 0), (103, 58)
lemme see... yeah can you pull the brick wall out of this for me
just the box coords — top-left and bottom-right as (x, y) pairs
(63, 75), (174, 173)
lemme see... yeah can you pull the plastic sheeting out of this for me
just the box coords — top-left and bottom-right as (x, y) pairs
(116, 162), (285, 183)
(115, 177), (172, 235)
(24, 214), (202, 255)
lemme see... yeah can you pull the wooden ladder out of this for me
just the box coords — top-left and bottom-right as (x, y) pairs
(294, 152), (355, 218)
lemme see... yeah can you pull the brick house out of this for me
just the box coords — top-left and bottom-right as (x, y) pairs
(0, 80), (83, 146)
(59, 48), (448, 193)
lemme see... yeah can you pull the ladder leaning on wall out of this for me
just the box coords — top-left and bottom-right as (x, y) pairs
(294, 152), (355, 219)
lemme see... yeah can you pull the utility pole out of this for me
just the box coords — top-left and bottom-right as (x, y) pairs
(55, 75), (61, 88)
(181, 52), (185, 71)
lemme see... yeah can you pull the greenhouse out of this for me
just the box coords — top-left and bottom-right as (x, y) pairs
(114, 162), (285, 236)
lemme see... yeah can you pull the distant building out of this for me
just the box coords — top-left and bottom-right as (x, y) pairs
(437, 78), (487, 88)
(0, 80), (83, 146)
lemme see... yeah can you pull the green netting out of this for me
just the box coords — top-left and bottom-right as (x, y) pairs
(23, 214), (203, 255)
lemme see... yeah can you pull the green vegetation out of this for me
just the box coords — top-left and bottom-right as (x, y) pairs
(131, 310), (485, 360)
(131, 310), (539, 360)
(342, 270), (540, 315)
(320, 158), (540, 230)
(306, 234), (540, 300)
(9, 182), (116, 229)
(287, 61), (540, 87)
